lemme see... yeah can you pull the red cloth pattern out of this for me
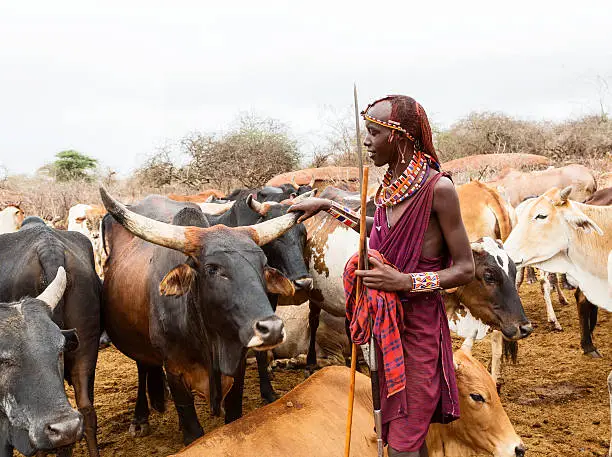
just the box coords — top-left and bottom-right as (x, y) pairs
(343, 250), (406, 397)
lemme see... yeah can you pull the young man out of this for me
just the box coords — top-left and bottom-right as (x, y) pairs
(289, 95), (474, 457)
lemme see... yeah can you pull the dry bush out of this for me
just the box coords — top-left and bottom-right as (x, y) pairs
(548, 115), (612, 162)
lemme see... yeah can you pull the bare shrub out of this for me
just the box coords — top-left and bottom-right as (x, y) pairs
(547, 115), (612, 161)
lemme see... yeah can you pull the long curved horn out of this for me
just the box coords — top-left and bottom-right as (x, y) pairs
(99, 188), (200, 256)
(37, 267), (67, 311)
(308, 174), (315, 188)
(290, 189), (317, 204)
(247, 194), (267, 216)
(290, 175), (299, 190)
(241, 212), (300, 246)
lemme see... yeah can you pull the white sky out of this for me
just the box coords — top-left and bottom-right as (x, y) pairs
(1, 0), (611, 175)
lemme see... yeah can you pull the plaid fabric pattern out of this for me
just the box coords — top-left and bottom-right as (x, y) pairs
(343, 250), (406, 397)
(326, 201), (359, 229)
(409, 271), (441, 292)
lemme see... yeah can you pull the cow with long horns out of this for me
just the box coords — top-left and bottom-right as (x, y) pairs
(99, 190), (300, 445)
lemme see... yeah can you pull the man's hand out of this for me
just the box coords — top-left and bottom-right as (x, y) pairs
(288, 198), (332, 223)
(355, 256), (413, 292)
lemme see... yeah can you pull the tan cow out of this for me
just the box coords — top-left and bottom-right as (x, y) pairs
(504, 186), (612, 311)
(172, 344), (524, 457)
(0, 204), (24, 234)
(487, 164), (597, 207)
(67, 204), (107, 278)
(444, 153), (551, 177)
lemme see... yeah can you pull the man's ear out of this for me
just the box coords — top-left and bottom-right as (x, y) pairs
(160, 263), (197, 296)
(61, 329), (80, 352)
(264, 267), (295, 296)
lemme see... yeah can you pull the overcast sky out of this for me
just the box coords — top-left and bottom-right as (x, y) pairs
(1, 0), (611, 175)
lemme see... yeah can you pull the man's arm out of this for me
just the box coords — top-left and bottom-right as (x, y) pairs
(433, 177), (475, 289)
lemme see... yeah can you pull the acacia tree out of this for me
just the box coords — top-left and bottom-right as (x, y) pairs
(50, 150), (99, 182)
(181, 114), (301, 190)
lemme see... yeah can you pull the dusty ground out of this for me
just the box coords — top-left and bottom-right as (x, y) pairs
(31, 282), (612, 456)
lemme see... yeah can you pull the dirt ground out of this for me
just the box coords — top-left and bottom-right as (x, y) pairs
(43, 282), (612, 456)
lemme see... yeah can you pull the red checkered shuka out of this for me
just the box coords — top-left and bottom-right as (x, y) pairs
(343, 250), (406, 397)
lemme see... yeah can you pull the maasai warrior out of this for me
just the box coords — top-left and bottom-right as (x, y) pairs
(289, 95), (475, 457)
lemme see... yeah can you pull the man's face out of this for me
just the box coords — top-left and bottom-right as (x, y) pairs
(363, 100), (396, 167)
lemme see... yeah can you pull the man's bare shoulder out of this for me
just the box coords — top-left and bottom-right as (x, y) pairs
(433, 174), (460, 212)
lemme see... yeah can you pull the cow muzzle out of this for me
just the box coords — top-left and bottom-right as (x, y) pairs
(247, 316), (286, 350)
(33, 411), (83, 450)
(501, 320), (533, 341)
(294, 277), (313, 291)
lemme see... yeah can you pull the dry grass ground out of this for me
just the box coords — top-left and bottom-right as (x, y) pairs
(30, 281), (610, 457)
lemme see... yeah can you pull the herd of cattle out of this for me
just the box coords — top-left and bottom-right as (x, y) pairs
(0, 162), (610, 457)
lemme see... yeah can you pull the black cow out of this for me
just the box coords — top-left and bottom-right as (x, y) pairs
(0, 267), (83, 457)
(100, 190), (299, 445)
(0, 217), (101, 457)
(226, 184), (313, 203)
(205, 194), (313, 418)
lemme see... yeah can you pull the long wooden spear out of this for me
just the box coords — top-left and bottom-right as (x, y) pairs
(344, 85), (383, 457)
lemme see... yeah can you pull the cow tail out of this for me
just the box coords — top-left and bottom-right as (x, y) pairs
(146, 366), (168, 413)
(503, 340), (519, 364)
(37, 235), (67, 320)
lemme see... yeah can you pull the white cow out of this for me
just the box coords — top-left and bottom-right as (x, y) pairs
(67, 204), (107, 278)
(0, 205), (24, 234)
(503, 186), (612, 456)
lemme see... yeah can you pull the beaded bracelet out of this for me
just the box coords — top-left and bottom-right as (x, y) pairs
(409, 272), (441, 292)
(326, 201), (359, 229)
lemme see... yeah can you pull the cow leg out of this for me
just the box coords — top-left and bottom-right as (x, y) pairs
(256, 350), (277, 404)
(66, 353), (99, 457)
(550, 273), (569, 306)
(539, 270), (562, 331)
(224, 357), (247, 424)
(576, 288), (601, 358)
(306, 301), (322, 369)
(515, 266), (525, 291)
(256, 294), (278, 403)
(129, 362), (152, 437)
(560, 273), (574, 290)
(526, 266), (537, 284)
(489, 330), (504, 392)
(166, 371), (204, 446)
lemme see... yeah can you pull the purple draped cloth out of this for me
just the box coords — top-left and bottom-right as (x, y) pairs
(369, 171), (460, 451)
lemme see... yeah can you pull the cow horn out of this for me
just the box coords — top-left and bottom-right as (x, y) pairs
(291, 175), (299, 190)
(37, 267), (67, 311)
(559, 186), (572, 202)
(247, 194), (266, 216)
(308, 174), (315, 188)
(243, 212), (300, 246)
(290, 189), (317, 204)
(460, 330), (478, 356)
(99, 187), (196, 255)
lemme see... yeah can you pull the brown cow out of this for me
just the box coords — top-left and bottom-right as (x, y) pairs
(167, 189), (225, 203)
(172, 344), (525, 457)
(487, 164), (597, 207)
(443, 153), (551, 177)
(586, 187), (612, 206)
(266, 166), (360, 191)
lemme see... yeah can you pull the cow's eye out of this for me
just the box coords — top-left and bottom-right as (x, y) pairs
(204, 264), (221, 276)
(483, 272), (496, 283)
(470, 393), (486, 403)
(535, 214), (548, 220)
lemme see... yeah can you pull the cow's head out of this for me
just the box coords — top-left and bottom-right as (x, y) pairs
(247, 194), (313, 294)
(1, 205), (25, 232)
(100, 189), (297, 375)
(0, 268), (83, 455)
(454, 237), (532, 340)
(505, 186), (603, 269)
(449, 341), (525, 457)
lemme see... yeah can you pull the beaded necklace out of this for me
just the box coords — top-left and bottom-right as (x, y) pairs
(374, 150), (430, 208)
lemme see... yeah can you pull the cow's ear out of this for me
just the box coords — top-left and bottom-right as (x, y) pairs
(61, 329), (80, 352)
(564, 210), (604, 236)
(264, 267), (295, 296)
(160, 263), (197, 297)
(75, 216), (86, 223)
